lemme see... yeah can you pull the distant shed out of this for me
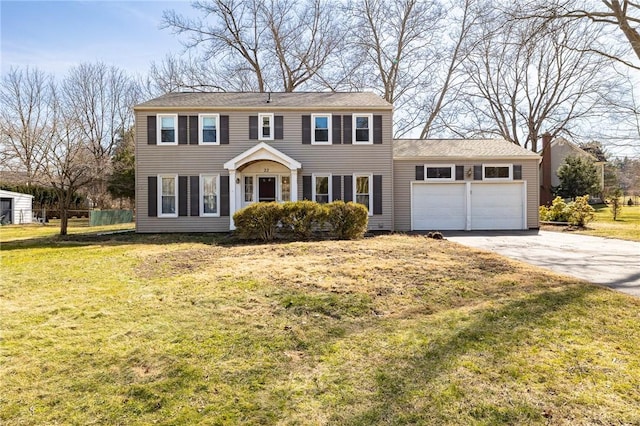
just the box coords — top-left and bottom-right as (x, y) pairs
(0, 189), (34, 224)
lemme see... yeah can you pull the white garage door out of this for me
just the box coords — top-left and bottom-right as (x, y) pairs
(412, 183), (466, 230)
(470, 183), (525, 230)
(411, 182), (526, 231)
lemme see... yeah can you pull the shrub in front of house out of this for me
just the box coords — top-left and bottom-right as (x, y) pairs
(326, 201), (369, 240)
(233, 202), (284, 242)
(539, 195), (594, 226)
(279, 201), (327, 240)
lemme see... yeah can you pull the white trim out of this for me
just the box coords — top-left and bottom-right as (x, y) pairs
(157, 114), (178, 145)
(311, 113), (332, 145)
(352, 113), (373, 145)
(223, 142), (302, 171)
(425, 164), (455, 181)
(200, 174), (220, 217)
(353, 173), (373, 215)
(312, 173), (332, 204)
(158, 174), (178, 218)
(198, 113), (220, 145)
(258, 113), (274, 141)
(483, 164), (513, 181)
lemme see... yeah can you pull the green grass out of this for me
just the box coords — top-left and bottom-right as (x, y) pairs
(577, 204), (640, 241)
(2, 225), (640, 425)
(0, 218), (135, 241)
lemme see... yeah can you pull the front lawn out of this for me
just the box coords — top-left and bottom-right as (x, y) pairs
(1, 228), (639, 425)
(576, 203), (640, 241)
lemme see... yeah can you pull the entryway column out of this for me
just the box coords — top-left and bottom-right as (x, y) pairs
(229, 169), (237, 230)
(290, 169), (298, 201)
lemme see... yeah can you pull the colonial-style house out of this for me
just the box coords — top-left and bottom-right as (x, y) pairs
(134, 92), (540, 233)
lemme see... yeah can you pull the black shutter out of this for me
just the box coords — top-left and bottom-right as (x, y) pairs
(332, 115), (342, 144)
(513, 165), (522, 180)
(147, 116), (156, 145)
(178, 116), (188, 145)
(474, 165), (483, 180)
(148, 176), (157, 217)
(332, 175), (342, 201)
(220, 176), (230, 216)
(415, 165), (424, 181)
(373, 115), (383, 144)
(455, 166), (464, 181)
(302, 115), (311, 144)
(373, 175), (382, 214)
(275, 115), (284, 139)
(178, 176), (188, 216)
(190, 176), (199, 216)
(249, 116), (258, 139)
(220, 115), (229, 144)
(343, 175), (353, 202)
(302, 175), (312, 200)
(343, 115), (352, 144)
(189, 116), (198, 145)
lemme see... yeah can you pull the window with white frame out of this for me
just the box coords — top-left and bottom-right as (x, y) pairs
(244, 176), (254, 202)
(312, 114), (331, 144)
(199, 114), (219, 144)
(158, 175), (178, 217)
(483, 164), (512, 180)
(281, 176), (291, 201)
(313, 174), (331, 203)
(200, 175), (219, 216)
(157, 114), (178, 145)
(353, 114), (373, 144)
(425, 165), (455, 181)
(354, 174), (373, 213)
(259, 113), (274, 140)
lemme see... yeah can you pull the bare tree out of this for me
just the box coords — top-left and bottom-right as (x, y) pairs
(161, 0), (344, 92)
(455, 11), (621, 151)
(0, 67), (54, 185)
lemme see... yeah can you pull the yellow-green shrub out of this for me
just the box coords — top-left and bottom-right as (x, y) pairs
(233, 202), (283, 241)
(326, 201), (369, 240)
(279, 201), (327, 240)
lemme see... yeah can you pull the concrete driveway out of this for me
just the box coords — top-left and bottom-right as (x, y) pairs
(445, 230), (640, 297)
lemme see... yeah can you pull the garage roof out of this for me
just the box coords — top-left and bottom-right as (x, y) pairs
(393, 139), (541, 160)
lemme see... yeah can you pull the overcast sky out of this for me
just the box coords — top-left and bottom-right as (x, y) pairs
(1, 0), (195, 77)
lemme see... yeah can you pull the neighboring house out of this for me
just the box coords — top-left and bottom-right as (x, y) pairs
(540, 136), (606, 204)
(0, 189), (34, 225)
(134, 92), (540, 233)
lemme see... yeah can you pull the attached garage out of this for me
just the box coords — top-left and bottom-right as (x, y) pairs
(394, 139), (541, 232)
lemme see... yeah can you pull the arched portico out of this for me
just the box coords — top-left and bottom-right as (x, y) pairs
(223, 142), (302, 229)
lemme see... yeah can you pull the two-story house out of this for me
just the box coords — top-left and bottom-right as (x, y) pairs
(134, 92), (541, 233)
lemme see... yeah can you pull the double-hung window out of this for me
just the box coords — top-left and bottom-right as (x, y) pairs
(483, 164), (512, 180)
(281, 176), (291, 202)
(157, 114), (178, 145)
(200, 175), (219, 216)
(425, 165), (455, 181)
(354, 174), (373, 214)
(259, 113), (274, 140)
(313, 174), (331, 203)
(312, 114), (331, 144)
(158, 175), (178, 217)
(199, 114), (219, 144)
(353, 114), (373, 144)
(244, 176), (254, 202)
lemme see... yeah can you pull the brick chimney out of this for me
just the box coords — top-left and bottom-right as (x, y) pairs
(540, 133), (553, 205)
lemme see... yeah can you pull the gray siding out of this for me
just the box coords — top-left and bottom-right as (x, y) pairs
(136, 110), (394, 232)
(393, 159), (540, 231)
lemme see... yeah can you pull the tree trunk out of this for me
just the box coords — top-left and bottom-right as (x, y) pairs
(60, 208), (68, 236)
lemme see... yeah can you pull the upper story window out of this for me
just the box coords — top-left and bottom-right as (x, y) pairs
(158, 175), (178, 217)
(157, 114), (178, 145)
(199, 114), (219, 144)
(483, 164), (512, 180)
(353, 114), (373, 144)
(354, 174), (373, 214)
(259, 113), (274, 140)
(312, 114), (331, 144)
(426, 165), (455, 181)
(313, 174), (331, 203)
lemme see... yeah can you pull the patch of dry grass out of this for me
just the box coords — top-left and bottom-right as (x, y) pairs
(1, 230), (639, 425)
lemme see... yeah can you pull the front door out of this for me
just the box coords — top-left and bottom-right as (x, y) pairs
(258, 177), (276, 202)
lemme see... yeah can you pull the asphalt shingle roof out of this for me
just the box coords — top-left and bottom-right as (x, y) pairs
(135, 92), (392, 109)
(393, 139), (540, 159)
